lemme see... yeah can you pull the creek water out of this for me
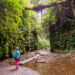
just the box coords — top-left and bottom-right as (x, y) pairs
(22, 58), (75, 75)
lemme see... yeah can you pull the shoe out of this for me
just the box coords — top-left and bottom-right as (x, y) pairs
(16, 67), (19, 69)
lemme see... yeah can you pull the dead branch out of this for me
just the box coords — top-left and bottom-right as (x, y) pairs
(19, 54), (40, 65)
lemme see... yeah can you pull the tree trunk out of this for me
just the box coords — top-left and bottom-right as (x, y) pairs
(71, 0), (75, 16)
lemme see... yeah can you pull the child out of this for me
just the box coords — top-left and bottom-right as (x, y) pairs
(13, 47), (20, 69)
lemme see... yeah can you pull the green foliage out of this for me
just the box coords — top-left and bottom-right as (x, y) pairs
(49, 23), (75, 52)
(38, 36), (50, 49)
(0, 0), (31, 60)
(42, 0), (75, 52)
(29, 11), (39, 51)
(0, 0), (43, 60)
(0, 47), (2, 60)
(4, 44), (9, 58)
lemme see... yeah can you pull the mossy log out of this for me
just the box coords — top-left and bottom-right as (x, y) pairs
(25, 1), (67, 11)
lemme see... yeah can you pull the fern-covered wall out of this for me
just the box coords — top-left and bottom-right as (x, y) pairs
(48, 2), (75, 52)
(0, 0), (39, 60)
(0, 0), (51, 60)
(50, 22), (75, 52)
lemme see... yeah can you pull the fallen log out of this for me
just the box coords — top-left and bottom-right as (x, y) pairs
(19, 54), (40, 65)
(25, 1), (67, 11)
